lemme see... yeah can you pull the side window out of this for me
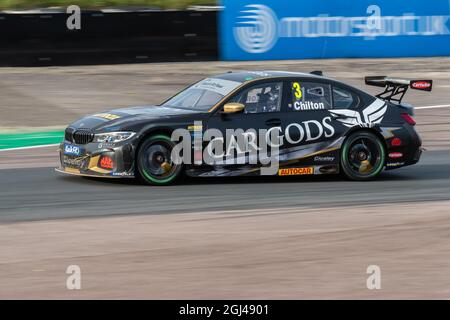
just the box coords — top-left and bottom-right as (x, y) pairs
(231, 82), (282, 114)
(288, 81), (332, 111)
(332, 86), (360, 109)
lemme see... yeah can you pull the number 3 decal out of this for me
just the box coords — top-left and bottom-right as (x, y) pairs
(293, 82), (302, 99)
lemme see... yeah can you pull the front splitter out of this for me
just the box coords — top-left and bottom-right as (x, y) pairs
(55, 167), (134, 179)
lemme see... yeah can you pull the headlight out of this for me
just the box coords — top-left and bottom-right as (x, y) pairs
(93, 132), (136, 143)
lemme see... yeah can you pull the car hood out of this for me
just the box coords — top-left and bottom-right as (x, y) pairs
(69, 105), (200, 131)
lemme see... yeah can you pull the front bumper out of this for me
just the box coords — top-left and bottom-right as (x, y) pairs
(56, 140), (135, 178)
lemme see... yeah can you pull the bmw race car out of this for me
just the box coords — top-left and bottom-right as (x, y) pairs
(56, 71), (431, 185)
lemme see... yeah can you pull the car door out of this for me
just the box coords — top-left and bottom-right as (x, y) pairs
(206, 80), (285, 167)
(278, 79), (347, 166)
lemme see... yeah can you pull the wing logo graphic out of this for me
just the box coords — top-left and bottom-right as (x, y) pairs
(329, 99), (387, 128)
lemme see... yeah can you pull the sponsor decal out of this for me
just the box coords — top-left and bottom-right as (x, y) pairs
(111, 172), (133, 177)
(188, 125), (203, 131)
(386, 162), (405, 167)
(277, 117), (336, 144)
(93, 113), (121, 121)
(232, 3), (450, 55)
(64, 144), (81, 156)
(191, 78), (241, 96)
(99, 156), (114, 169)
(294, 101), (325, 111)
(411, 81), (432, 90)
(278, 167), (314, 176)
(329, 99), (387, 127)
(98, 142), (116, 149)
(314, 155), (335, 162)
(291, 82), (327, 111)
(173, 118), (336, 166)
(63, 155), (88, 168)
(389, 152), (403, 159)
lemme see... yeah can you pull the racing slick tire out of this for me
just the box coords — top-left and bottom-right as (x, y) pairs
(136, 134), (183, 186)
(340, 131), (386, 181)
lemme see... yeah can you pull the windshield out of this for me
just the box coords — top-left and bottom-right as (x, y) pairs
(162, 78), (242, 111)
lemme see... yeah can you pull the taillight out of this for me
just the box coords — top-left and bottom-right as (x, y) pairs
(401, 113), (416, 126)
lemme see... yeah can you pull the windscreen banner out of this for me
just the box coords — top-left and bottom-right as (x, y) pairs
(219, 0), (450, 60)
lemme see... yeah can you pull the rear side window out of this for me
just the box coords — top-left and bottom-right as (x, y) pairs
(288, 81), (332, 111)
(332, 87), (360, 109)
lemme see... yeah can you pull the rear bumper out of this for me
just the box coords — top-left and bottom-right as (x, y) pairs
(385, 124), (422, 169)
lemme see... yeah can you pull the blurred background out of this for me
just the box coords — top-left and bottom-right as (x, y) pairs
(1, 0), (450, 299)
(0, 0), (219, 67)
(0, 0), (448, 67)
(0, 0), (214, 9)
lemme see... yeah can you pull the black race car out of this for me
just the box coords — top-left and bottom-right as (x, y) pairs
(56, 71), (431, 185)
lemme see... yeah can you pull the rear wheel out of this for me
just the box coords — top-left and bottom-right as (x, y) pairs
(137, 134), (182, 185)
(340, 131), (385, 181)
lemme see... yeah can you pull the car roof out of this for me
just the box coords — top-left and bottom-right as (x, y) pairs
(213, 70), (326, 83)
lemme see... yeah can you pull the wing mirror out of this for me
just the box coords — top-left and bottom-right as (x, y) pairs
(223, 103), (245, 114)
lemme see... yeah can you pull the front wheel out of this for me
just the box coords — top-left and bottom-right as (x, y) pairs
(340, 131), (386, 181)
(136, 134), (183, 185)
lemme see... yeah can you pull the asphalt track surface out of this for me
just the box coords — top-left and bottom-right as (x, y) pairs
(1, 149), (449, 223)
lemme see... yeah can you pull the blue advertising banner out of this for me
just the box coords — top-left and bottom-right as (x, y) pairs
(219, 0), (450, 60)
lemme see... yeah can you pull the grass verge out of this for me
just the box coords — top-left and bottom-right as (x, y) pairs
(0, 131), (63, 150)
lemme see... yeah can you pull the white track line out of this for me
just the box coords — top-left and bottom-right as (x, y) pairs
(416, 104), (450, 110)
(0, 143), (59, 152)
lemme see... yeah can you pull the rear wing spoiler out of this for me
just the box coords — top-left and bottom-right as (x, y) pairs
(365, 76), (432, 103)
